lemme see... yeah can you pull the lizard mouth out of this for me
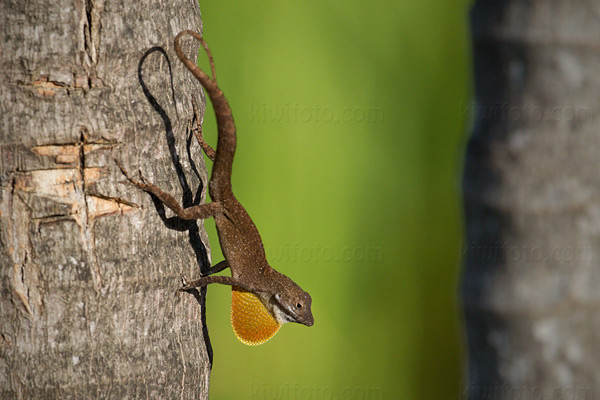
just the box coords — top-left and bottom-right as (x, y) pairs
(281, 304), (313, 327)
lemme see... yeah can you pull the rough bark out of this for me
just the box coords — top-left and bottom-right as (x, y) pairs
(462, 1), (600, 399)
(0, 0), (212, 398)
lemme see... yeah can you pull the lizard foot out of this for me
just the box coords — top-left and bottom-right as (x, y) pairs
(179, 274), (192, 291)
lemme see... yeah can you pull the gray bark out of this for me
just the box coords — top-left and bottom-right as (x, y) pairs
(0, 0), (212, 398)
(463, 1), (600, 399)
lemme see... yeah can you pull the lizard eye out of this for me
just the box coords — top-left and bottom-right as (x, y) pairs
(296, 303), (302, 309)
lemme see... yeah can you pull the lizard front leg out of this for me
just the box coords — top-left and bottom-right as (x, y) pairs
(179, 274), (247, 291)
(116, 161), (222, 220)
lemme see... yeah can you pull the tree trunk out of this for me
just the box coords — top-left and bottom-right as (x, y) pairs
(463, 1), (599, 399)
(0, 0), (212, 398)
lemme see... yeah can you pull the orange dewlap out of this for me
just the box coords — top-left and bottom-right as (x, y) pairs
(231, 286), (281, 346)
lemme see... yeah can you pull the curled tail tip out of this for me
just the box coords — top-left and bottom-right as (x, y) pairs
(175, 29), (205, 46)
(174, 29), (217, 84)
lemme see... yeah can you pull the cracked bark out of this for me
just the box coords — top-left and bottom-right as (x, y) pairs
(0, 0), (212, 398)
(463, 1), (600, 399)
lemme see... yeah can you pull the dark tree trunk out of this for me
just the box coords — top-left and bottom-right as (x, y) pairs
(0, 0), (212, 398)
(463, 1), (600, 399)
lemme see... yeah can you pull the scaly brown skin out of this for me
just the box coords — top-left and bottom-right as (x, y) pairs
(118, 30), (313, 327)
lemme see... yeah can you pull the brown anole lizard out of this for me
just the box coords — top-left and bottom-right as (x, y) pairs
(118, 30), (313, 346)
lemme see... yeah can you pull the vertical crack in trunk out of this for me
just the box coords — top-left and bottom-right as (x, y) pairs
(77, 130), (103, 292)
(80, 0), (106, 75)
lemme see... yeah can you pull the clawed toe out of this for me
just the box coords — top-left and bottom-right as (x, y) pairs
(179, 275), (191, 291)
(137, 169), (148, 184)
(181, 274), (189, 286)
(115, 160), (143, 186)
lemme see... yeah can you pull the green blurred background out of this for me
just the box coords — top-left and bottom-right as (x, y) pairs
(196, 1), (471, 399)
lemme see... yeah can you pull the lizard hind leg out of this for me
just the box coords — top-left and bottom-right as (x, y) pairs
(191, 96), (216, 162)
(116, 160), (222, 220)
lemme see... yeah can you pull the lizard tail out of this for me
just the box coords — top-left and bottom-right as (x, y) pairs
(174, 30), (236, 201)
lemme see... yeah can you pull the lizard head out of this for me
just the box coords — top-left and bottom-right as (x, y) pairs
(270, 276), (314, 327)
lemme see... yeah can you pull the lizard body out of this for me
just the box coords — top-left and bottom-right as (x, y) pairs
(119, 30), (313, 345)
